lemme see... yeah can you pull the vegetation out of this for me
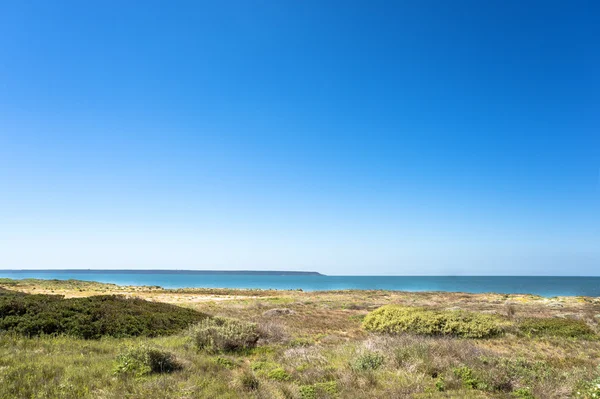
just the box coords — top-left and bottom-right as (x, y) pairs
(0, 288), (206, 338)
(187, 316), (260, 352)
(236, 370), (260, 391)
(453, 365), (488, 390)
(362, 304), (504, 338)
(0, 278), (599, 398)
(351, 351), (385, 371)
(518, 317), (596, 338)
(267, 367), (291, 381)
(114, 344), (180, 376)
(575, 373), (600, 398)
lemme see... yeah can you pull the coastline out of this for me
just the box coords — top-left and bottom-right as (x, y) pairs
(1, 277), (598, 313)
(1, 271), (599, 297)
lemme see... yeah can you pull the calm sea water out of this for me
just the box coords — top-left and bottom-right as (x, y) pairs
(1, 270), (599, 297)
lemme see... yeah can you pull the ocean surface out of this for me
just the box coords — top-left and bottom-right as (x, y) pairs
(0, 270), (599, 297)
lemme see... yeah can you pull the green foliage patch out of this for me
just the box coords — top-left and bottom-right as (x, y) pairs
(351, 351), (385, 371)
(188, 316), (260, 353)
(267, 367), (291, 381)
(215, 356), (238, 369)
(453, 365), (489, 390)
(518, 317), (596, 338)
(114, 344), (180, 376)
(0, 288), (207, 339)
(362, 305), (503, 338)
(299, 382), (338, 399)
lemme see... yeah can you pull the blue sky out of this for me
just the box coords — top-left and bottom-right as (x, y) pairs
(0, 1), (598, 275)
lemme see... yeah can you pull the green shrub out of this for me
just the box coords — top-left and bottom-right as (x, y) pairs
(362, 305), (503, 338)
(351, 351), (385, 371)
(435, 376), (446, 392)
(315, 381), (338, 395)
(300, 382), (338, 399)
(188, 316), (260, 353)
(299, 385), (317, 399)
(0, 288), (206, 339)
(518, 317), (595, 338)
(215, 356), (237, 369)
(267, 367), (291, 381)
(453, 366), (488, 390)
(113, 344), (180, 376)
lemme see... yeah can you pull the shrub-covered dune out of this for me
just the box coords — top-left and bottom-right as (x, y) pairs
(0, 288), (207, 339)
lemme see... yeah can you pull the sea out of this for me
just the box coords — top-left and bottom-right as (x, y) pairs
(1, 270), (599, 297)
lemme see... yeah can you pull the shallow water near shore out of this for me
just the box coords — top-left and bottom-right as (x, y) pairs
(1, 270), (599, 297)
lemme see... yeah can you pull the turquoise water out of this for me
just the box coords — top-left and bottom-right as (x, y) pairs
(1, 270), (599, 297)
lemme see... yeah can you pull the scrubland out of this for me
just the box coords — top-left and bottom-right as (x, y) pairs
(1, 278), (599, 398)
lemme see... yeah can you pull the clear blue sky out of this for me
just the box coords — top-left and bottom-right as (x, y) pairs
(0, 1), (598, 275)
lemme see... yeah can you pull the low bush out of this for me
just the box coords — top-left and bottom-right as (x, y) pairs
(453, 365), (489, 390)
(518, 317), (596, 338)
(113, 344), (180, 376)
(188, 316), (260, 352)
(299, 385), (317, 399)
(351, 351), (385, 371)
(215, 356), (237, 369)
(299, 382), (338, 399)
(0, 288), (206, 339)
(362, 305), (503, 338)
(267, 367), (291, 381)
(435, 376), (446, 392)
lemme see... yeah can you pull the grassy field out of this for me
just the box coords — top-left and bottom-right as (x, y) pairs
(1, 278), (600, 398)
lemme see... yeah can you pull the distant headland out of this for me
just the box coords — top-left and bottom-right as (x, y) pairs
(1, 269), (325, 276)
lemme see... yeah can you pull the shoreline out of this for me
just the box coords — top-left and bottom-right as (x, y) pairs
(1, 276), (599, 300)
(2, 278), (598, 317)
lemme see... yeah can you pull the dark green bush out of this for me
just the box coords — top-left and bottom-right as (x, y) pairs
(518, 317), (595, 338)
(188, 316), (260, 352)
(362, 305), (503, 338)
(0, 288), (206, 338)
(114, 344), (180, 376)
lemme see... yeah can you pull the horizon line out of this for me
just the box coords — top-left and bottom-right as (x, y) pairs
(1, 269), (600, 277)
